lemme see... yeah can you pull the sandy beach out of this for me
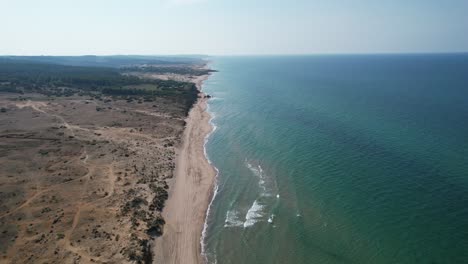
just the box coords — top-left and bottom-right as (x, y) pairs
(153, 75), (217, 264)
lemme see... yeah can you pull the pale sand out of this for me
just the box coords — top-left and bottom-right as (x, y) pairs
(153, 74), (216, 264)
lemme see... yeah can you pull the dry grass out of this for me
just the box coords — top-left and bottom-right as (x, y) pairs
(0, 92), (186, 263)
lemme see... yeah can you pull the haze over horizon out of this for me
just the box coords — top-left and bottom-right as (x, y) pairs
(1, 0), (467, 55)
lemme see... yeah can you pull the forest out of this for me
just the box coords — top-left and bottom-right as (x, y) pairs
(0, 59), (200, 113)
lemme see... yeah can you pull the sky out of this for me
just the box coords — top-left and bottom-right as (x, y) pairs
(1, 0), (467, 55)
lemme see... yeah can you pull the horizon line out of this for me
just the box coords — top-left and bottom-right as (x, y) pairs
(1, 51), (468, 57)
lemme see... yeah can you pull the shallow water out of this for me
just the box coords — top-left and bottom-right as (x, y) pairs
(202, 54), (468, 264)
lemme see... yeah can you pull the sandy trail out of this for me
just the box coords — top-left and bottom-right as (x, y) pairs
(153, 75), (216, 264)
(0, 150), (90, 220)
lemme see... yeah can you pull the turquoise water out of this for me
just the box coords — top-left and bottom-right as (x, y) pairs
(201, 55), (468, 264)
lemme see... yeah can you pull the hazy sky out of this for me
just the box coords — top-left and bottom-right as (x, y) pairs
(1, 0), (467, 55)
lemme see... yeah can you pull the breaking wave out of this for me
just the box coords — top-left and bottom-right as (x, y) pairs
(224, 209), (244, 227)
(243, 200), (265, 228)
(246, 161), (270, 196)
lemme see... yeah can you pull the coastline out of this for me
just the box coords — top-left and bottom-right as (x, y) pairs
(153, 74), (217, 264)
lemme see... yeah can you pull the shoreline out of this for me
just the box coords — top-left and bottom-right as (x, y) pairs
(200, 101), (220, 263)
(153, 74), (217, 264)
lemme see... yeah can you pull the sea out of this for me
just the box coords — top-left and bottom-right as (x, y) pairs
(201, 54), (468, 264)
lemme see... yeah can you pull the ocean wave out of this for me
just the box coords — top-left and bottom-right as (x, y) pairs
(244, 200), (265, 228)
(224, 209), (244, 227)
(245, 161), (269, 195)
(242, 161), (281, 228)
(209, 97), (224, 101)
(268, 214), (275, 224)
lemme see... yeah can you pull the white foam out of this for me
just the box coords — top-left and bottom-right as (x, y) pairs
(246, 162), (269, 195)
(243, 200), (264, 228)
(268, 214), (274, 224)
(224, 209), (244, 227)
(201, 87), (220, 264)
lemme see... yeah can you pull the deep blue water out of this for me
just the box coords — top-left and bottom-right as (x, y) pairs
(201, 54), (468, 264)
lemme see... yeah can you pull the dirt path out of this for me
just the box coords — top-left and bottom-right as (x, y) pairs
(3, 100), (120, 261)
(0, 151), (90, 220)
(60, 161), (118, 263)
